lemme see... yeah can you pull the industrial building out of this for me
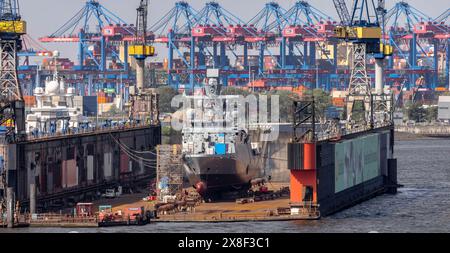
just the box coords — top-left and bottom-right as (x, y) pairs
(438, 96), (450, 121)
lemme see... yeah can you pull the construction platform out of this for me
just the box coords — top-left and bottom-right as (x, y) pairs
(156, 197), (319, 222)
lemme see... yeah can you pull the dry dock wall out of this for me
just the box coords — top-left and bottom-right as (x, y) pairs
(288, 126), (395, 216)
(316, 127), (394, 216)
(14, 126), (161, 204)
(251, 124), (293, 182)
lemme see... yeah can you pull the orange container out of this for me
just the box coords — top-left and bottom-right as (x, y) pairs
(97, 97), (107, 104)
(23, 96), (36, 107)
(248, 79), (266, 88)
(273, 86), (293, 91)
(332, 97), (345, 107)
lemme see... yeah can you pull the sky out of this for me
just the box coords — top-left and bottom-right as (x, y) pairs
(19, 0), (448, 62)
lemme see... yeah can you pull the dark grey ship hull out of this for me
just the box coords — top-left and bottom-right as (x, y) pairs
(183, 144), (262, 196)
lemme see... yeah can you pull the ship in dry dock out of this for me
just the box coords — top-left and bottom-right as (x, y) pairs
(181, 69), (264, 197)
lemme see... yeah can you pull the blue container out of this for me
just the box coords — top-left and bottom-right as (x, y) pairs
(83, 96), (98, 116)
(215, 143), (226, 155)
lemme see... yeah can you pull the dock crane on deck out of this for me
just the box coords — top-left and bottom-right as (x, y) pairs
(332, 0), (393, 128)
(0, 0), (26, 228)
(128, 0), (159, 125)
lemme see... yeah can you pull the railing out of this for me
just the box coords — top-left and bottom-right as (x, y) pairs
(316, 122), (393, 142)
(159, 211), (284, 221)
(396, 124), (450, 135)
(290, 201), (321, 218)
(29, 213), (98, 224)
(158, 206), (318, 221)
(24, 121), (159, 142)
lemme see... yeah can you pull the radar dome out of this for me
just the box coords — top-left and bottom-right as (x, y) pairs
(53, 50), (60, 57)
(33, 87), (44, 95)
(46, 80), (60, 94)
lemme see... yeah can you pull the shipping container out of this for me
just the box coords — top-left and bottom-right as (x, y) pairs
(332, 97), (345, 107)
(83, 96), (97, 116)
(23, 96), (36, 107)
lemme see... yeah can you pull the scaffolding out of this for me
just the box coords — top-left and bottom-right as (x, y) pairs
(156, 145), (183, 202)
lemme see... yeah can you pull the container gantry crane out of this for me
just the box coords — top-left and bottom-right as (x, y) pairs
(0, 0), (26, 228)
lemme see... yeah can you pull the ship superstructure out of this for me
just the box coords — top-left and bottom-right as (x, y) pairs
(181, 69), (263, 197)
(26, 65), (86, 135)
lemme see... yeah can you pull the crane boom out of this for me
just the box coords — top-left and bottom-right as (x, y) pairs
(332, 0), (351, 25)
(135, 0), (148, 45)
(129, 0), (154, 60)
(0, 0), (20, 20)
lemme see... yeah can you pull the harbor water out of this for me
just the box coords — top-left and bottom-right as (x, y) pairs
(2, 138), (450, 233)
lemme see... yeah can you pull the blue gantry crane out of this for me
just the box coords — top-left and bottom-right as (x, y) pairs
(149, 1), (199, 89)
(39, 0), (133, 72)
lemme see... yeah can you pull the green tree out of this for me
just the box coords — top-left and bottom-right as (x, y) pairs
(425, 106), (438, 122)
(161, 126), (173, 136)
(407, 102), (426, 122)
(157, 86), (179, 113)
(107, 105), (119, 116)
(265, 90), (299, 122)
(220, 86), (252, 96)
(161, 125), (182, 144)
(350, 100), (366, 123)
(303, 88), (332, 119)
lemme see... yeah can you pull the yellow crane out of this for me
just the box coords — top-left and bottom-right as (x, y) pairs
(128, 0), (159, 124)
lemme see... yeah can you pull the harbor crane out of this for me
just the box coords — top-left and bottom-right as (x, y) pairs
(128, 0), (159, 124)
(0, 0), (26, 228)
(332, 0), (392, 128)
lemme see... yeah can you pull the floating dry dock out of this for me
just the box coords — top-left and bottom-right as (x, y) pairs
(3, 123), (161, 212)
(1, 124), (397, 227)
